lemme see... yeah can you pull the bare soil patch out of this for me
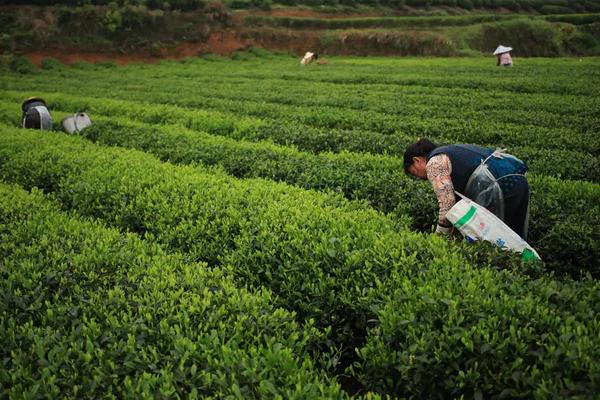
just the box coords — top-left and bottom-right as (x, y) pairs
(25, 30), (250, 66)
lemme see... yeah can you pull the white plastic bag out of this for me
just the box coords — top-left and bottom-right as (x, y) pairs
(61, 112), (92, 134)
(464, 149), (527, 221)
(446, 196), (540, 261)
(464, 153), (504, 220)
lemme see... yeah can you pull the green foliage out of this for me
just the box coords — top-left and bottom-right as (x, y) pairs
(241, 13), (600, 57)
(0, 182), (343, 398)
(1, 55), (599, 396)
(8, 0), (207, 11)
(237, 0), (600, 11)
(355, 265), (600, 397)
(0, 128), (598, 399)
(543, 13), (600, 25)
(540, 4), (574, 14)
(528, 175), (600, 278)
(479, 18), (560, 56)
(0, 53), (598, 277)
(0, 4), (229, 53)
(244, 14), (516, 30)
(76, 117), (426, 222)
(313, 29), (457, 56)
(41, 57), (64, 70)
(245, 45), (273, 57)
(95, 60), (118, 68)
(70, 60), (95, 69)
(0, 54), (11, 72)
(34, 112), (600, 278)
(226, 0), (272, 9)
(9, 55), (37, 74)
(231, 49), (256, 60)
(563, 30), (599, 55)
(2, 3), (599, 56)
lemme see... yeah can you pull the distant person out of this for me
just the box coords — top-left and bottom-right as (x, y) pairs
(300, 51), (318, 66)
(21, 97), (53, 130)
(403, 139), (530, 240)
(493, 45), (513, 67)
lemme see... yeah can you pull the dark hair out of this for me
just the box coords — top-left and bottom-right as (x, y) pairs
(403, 138), (437, 174)
(22, 97), (47, 112)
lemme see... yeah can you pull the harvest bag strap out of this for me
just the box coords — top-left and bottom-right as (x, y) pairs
(452, 191), (477, 229)
(479, 149), (527, 181)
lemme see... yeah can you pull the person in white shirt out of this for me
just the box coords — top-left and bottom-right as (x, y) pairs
(497, 52), (513, 67)
(493, 45), (513, 67)
(300, 52), (318, 66)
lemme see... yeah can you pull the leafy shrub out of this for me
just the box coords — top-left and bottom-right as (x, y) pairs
(0, 55), (598, 279)
(457, 0), (474, 8)
(1, 126), (599, 398)
(540, 4), (574, 14)
(355, 265), (600, 397)
(201, 53), (227, 61)
(0, 53), (11, 72)
(0, 182), (344, 398)
(95, 60), (118, 68)
(544, 13), (600, 25)
(9, 55), (36, 74)
(73, 116), (600, 278)
(319, 30), (457, 56)
(77, 117), (428, 222)
(41, 57), (64, 70)
(1, 4), (228, 54)
(9, 0), (207, 11)
(584, 0), (600, 12)
(226, 0), (272, 9)
(479, 18), (560, 56)
(556, 24), (599, 55)
(231, 49), (255, 60)
(70, 60), (95, 69)
(246, 45), (272, 57)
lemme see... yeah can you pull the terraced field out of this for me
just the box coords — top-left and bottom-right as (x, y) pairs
(1, 54), (599, 398)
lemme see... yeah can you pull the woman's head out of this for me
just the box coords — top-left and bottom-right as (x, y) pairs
(403, 138), (437, 179)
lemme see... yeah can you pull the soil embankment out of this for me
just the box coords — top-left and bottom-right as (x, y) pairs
(2, 5), (598, 66)
(25, 30), (249, 67)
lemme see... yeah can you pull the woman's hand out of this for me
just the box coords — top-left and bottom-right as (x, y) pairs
(435, 223), (453, 235)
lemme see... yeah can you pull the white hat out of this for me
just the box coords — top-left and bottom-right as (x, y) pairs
(493, 45), (513, 55)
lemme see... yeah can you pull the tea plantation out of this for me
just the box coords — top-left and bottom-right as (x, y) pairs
(1, 54), (599, 398)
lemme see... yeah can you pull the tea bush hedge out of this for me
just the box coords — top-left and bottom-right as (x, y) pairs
(1, 127), (599, 398)
(0, 182), (344, 398)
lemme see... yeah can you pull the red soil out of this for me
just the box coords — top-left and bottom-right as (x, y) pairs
(22, 7), (383, 66)
(27, 50), (158, 67)
(26, 30), (251, 67)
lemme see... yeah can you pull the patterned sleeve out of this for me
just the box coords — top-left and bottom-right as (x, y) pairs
(426, 154), (456, 227)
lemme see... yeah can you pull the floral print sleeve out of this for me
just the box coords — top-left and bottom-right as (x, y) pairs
(426, 154), (456, 227)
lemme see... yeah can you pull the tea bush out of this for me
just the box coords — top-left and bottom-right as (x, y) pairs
(0, 182), (344, 398)
(2, 55), (599, 397)
(1, 128), (598, 398)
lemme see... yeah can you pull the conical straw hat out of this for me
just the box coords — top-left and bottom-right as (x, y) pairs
(493, 45), (513, 55)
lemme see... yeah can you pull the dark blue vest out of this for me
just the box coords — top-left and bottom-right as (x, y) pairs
(427, 144), (494, 193)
